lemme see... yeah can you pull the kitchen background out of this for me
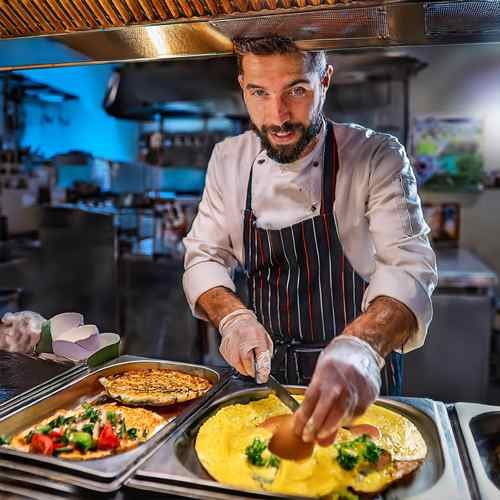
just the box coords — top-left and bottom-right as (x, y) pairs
(1, 39), (499, 405)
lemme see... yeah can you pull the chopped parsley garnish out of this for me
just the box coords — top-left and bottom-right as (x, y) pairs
(245, 438), (280, 468)
(127, 428), (138, 440)
(64, 416), (77, 425)
(337, 446), (359, 470)
(335, 434), (383, 471)
(0, 435), (10, 445)
(363, 437), (383, 464)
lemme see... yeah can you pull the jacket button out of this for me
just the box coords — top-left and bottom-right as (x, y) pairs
(311, 205), (317, 212)
(313, 161), (319, 167)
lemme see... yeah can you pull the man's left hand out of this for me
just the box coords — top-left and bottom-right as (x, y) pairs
(293, 335), (382, 446)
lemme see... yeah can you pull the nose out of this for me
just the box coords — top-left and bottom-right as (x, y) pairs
(266, 95), (291, 127)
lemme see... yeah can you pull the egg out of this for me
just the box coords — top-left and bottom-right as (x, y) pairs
(195, 394), (428, 498)
(268, 414), (314, 460)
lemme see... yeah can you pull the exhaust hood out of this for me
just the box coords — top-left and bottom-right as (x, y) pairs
(0, 1), (499, 70)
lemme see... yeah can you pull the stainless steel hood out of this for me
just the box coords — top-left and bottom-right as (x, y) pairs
(0, 0), (499, 71)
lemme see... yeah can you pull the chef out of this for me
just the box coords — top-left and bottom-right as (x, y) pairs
(183, 36), (437, 446)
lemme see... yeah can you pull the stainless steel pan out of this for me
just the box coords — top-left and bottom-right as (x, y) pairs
(129, 377), (471, 499)
(0, 355), (226, 492)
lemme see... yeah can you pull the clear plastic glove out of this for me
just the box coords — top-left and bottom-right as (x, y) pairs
(0, 311), (46, 354)
(218, 309), (273, 383)
(293, 335), (383, 446)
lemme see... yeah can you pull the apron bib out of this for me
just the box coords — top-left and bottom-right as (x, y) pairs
(243, 120), (402, 394)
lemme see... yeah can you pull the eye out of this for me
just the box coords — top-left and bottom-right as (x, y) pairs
(289, 86), (307, 97)
(251, 89), (268, 97)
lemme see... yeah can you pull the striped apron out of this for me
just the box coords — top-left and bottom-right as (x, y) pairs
(243, 120), (402, 395)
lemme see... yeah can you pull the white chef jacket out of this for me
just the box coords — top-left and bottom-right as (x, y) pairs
(183, 121), (438, 352)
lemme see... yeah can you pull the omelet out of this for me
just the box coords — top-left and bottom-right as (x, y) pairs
(7, 402), (166, 461)
(99, 368), (212, 406)
(195, 395), (427, 498)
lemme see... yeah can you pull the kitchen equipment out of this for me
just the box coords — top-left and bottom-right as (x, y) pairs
(266, 375), (299, 413)
(0, 355), (226, 492)
(454, 402), (500, 500)
(2, 0), (500, 70)
(127, 376), (471, 499)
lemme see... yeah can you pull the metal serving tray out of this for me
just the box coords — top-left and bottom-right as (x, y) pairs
(455, 402), (500, 500)
(0, 355), (227, 493)
(128, 376), (471, 500)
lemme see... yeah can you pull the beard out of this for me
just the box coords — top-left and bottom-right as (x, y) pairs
(251, 110), (323, 164)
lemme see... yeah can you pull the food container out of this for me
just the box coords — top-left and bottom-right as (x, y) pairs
(454, 402), (500, 500)
(0, 355), (226, 492)
(128, 376), (472, 499)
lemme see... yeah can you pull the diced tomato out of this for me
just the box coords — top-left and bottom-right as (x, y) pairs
(97, 423), (120, 451)
(30, 433), (54, 455)
(49, 430), (63, 440)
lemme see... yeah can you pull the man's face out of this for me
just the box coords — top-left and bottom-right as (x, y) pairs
(238, 52), (333, 163)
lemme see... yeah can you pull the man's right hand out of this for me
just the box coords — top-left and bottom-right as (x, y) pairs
(218, 309), (273, 383)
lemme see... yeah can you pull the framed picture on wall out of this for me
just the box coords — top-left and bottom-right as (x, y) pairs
(411, 116), (484, 192)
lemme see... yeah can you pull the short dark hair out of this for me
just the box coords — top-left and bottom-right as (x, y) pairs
(233, 36), (327, 76)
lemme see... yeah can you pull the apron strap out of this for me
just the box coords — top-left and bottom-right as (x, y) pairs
(321, 120), (337, 214)
(245, 164), (254, 212)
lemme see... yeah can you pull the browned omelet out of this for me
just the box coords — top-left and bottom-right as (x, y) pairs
(7, 402), (166, 461)
(99, 368), (212, 406)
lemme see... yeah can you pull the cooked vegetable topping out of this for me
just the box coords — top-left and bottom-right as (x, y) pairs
(48, 415), (66, 429)
(30, 433), (54, 455)
(127, 428), (138, 440)
(35, 424), (51, 435)
(245, 438), (280, 468)
(0, 435), (10, 445)
(97, 422), (120, 451)
(24, 430), (34, 444)
(49, 430), (63, 440)
(106, 411), (118, 426)
(82, 404), (101, 423)
(82, 424), (95, 435)
(11, 402), (161, 458)
(335, 435), (383, 471)
(70, 432), (94, 453)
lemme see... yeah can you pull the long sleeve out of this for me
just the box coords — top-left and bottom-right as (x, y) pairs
(182, 144), (239, 320)
(361, 137), (438, 352)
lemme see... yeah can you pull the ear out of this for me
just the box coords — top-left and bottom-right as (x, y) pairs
(322, 65), (334, 94)
(238, 73), (245, 90)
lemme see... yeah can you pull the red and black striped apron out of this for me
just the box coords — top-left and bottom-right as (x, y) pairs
(243, 120), (402, 395)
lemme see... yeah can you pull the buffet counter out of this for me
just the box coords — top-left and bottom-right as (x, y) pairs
(0, 352), (498, 500)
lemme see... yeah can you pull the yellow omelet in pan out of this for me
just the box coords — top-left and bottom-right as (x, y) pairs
(195, 395), (427, 498)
